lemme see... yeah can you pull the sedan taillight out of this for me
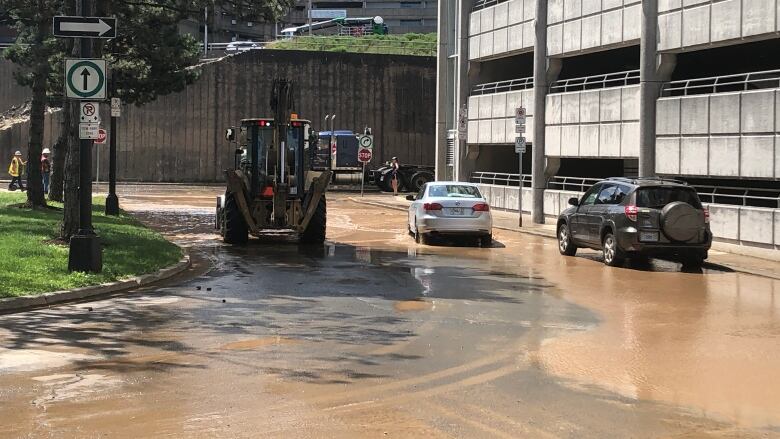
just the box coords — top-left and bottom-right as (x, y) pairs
(703, 208), (710, 223)
(625, 205), (638, 222)
(423, 202), (443, 211)
(472, 203), (490, 212)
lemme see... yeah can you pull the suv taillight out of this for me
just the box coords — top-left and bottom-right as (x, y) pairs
(703, 208), (710, 223)
(625, 205), (638, 222)
(424, 202), (443, 211)
(472, 203), (490, 212)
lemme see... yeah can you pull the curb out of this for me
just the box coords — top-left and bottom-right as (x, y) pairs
(0, 253), (192, 313)
(348, 197), (780, 281)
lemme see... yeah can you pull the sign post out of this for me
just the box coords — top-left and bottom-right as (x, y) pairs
(106, 87), (120, 215)
(515, 107), (527, 227)
(357, 132), (373, 197)
(59, 0), (116, 273)
(358, 144), (374, 197)
(95, 128), (106, 186)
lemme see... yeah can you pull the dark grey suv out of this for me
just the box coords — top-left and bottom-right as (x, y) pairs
(556, 177), (712, 267)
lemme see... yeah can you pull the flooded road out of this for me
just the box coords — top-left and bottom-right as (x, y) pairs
(1, 187), (779, 438)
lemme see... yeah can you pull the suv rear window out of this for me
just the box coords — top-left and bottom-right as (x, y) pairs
(635, 187), (702, 209)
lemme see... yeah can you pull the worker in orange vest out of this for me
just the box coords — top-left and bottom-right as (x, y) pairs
(8, 150), (26, 191)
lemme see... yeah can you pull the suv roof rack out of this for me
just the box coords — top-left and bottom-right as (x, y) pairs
(606, 176), (688, 186)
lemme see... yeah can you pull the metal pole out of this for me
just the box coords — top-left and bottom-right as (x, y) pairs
(307, 0), (312, 35)
(96, 146), (99, 187)
(518, 153), (523, 227)
(204, 7), (208, 56)
(361, 162), (366, 197)
(68, 0), (102, 273)
(105, 73), (119, 215)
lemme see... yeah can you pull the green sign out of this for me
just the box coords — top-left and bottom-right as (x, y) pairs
(65, 59), (106, 99)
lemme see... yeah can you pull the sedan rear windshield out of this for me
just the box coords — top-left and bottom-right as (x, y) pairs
(428, 185), (482, 198)
(635, 187), (702, 209)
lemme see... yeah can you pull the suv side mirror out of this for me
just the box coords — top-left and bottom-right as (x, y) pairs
(225, 128), (236, 142)
(568, 197), (579, 206)
(405, 195), (415, 201)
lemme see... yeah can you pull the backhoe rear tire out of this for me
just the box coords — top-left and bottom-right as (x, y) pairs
(300, 196), (326, 244)
(223, 193), (248, 245)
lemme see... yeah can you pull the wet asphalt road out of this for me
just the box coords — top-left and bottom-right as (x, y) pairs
(1, 187), (779, 438)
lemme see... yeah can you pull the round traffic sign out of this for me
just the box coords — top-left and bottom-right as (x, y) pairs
(358, 147), (372, 163)
(66, 60), (105, 99)
(96, 129), (107, 144)
(82, 103), (96, 117)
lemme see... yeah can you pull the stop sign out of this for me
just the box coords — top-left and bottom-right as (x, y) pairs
(358, 147), (372, 163)
(95, 129), (107, 144)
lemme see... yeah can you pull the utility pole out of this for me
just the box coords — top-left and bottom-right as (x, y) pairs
(68, 0), (102, 272)
(105, 73), (119, 215)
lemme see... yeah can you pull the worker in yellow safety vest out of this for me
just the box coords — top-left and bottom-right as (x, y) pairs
(8, 150), (26, 191)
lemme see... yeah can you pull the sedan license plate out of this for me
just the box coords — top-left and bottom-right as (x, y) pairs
(639, 231), (659, 242)
(448, 207), (465, 216)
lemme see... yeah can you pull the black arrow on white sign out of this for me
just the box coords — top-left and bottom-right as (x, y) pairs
(81, 69), (90, 91)
(53, 16), (117, 39)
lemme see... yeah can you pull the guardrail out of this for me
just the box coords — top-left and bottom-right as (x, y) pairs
(471, 0), (510, 12)
(550, 70), (640, 93)
(695, 185), (780, 209)
(470, 172), (532, 187)
(661, 69), (780, 97)
(471, 77), (534, 95)
(471, 172), (780, 208)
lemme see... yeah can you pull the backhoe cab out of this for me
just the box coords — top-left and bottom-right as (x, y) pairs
(216, 80), (332, 244)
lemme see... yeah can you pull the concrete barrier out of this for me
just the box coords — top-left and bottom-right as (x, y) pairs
(476, 184), (780, 250)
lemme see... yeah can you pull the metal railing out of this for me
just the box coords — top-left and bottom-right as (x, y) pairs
(661, 69), (780, 97)
(472, 0), (510, 12)
(470, 172), (532, 187)
(694, 184), (780, 209)
(549, 70), (640, 93)
(471, 172), (780, 208)
(471, 77), (534, 95)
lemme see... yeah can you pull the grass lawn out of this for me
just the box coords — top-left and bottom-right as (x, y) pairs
(0, 192), (182, 298)
(267, 33), (436, 56)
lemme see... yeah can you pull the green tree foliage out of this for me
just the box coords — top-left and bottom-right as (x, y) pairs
(2, 0), (294, 234)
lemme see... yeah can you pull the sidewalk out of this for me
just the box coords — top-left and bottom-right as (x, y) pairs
(349, 193), (780, 281)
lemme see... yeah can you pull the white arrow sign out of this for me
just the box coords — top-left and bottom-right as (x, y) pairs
(53, 16), (117, 39)
(61, 19), (111, 35)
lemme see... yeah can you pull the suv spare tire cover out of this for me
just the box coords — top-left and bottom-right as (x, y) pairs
(660, 201), (703, 242)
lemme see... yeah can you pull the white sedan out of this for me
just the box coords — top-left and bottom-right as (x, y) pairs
(406, 182), (493, 246)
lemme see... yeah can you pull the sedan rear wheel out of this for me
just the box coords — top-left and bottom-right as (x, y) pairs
(557, 223), (577, 256)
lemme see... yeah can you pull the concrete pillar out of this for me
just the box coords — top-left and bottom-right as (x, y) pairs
(453, 0), (472, 182)
(531, 0), (552, 224)
(434, 0), (452, 181)
(638, 0), (659, 178)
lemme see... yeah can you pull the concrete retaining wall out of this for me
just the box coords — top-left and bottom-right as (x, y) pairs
(477, 184), (780, 249)
(545, 85), (640, 157)
(0, 60), (30, 111)
(656, 89), (780, 178)
(467, 88), (535, 144)
(0, 51), (436, 182)
(469, 0), (535, 61)
(547, 0), (641, 57)
(658, 0), (780, 52)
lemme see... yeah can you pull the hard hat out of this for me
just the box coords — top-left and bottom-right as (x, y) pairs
(14, 150), (21, 156)
(42, 148), (51, 154)
(391, 156), (398, 160)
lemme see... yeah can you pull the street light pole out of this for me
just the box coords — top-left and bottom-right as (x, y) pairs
(68, 0), (102, 273)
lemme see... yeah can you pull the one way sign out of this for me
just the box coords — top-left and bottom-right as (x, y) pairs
(53, 16), (117, 39)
